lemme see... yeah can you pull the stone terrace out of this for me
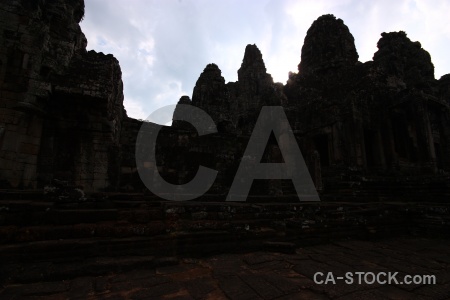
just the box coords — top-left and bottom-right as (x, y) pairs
(1, 236), (449, 299)
(1, 190), (450, 298)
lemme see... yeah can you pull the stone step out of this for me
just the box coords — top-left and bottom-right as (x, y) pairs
(0, 255), (179, 284)
(0, 221), (166, 243)
(0, 201), (414, 243)
(0, 190), (45, 201)
(0, 200), (447, 263)
(0, 199), (118, 211)
(0, 228), (279, 267)
(0, 218), (279, 244)
(2, 199), (408, 229)
(0, 208), (119, 226)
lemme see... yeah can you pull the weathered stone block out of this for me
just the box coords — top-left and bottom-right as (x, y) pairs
(1, 131), (19, 151)
(0, 113), (15, 124)
(18, 142), (39, 155)
(92, 179), (107, 190)
(0, 157), (15, 171)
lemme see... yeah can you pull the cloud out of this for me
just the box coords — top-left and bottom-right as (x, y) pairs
(122, 97), (147, 120)
(80, 0), (450, 121)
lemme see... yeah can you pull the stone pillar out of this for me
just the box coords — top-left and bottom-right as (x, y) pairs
(353, 120), (365, 167)
(422, 103), (437, 172)
(385, 118), (398, 168)
(331, 123), (342, 164)
(311, 150), (323, 191)
(376, 130), (386, 168)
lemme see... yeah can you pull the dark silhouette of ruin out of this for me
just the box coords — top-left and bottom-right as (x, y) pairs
(1, 2), (450, 202)
(2, 3), (450, 297)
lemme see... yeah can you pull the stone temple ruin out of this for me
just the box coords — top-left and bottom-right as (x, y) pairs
(1, 1), (450, 297)
(1, 1), (449, 201)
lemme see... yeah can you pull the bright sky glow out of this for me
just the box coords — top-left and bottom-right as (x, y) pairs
(80, 0), (450, 120)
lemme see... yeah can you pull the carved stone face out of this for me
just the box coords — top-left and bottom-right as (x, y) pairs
(18, 1), (87, 103)
(299, 14), (358, 76)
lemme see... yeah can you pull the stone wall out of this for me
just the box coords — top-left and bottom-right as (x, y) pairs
(0, 0), (86, 188)
(38, 50), (124, 191)
(0, 0), (125, 191)
(1, 2), (450, 200)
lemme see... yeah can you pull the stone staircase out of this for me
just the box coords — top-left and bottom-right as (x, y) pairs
(1, 189), (449, 284)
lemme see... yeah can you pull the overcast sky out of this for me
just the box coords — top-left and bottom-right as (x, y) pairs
(80, 0), (450, 120)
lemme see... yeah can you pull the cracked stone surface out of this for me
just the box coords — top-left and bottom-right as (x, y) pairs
(1, 237), (449, 299)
